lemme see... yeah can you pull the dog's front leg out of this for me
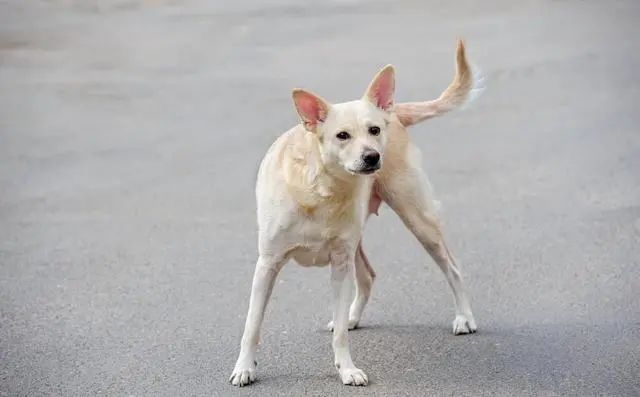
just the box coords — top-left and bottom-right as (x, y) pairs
(330, 242), (368, 386)
(229, 255), (285, 387)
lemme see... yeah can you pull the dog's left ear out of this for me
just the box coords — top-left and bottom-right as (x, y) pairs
(364, 64), (395, 111)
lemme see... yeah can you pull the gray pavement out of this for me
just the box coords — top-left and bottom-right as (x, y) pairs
(1, 0), (639, 395)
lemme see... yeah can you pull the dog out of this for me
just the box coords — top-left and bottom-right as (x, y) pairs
(229, 40), (481, 387)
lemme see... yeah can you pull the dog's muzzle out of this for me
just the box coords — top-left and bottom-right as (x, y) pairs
(362, 149), (380, 167)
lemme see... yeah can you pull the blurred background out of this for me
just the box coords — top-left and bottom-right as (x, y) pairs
(1, 0), (639, 395)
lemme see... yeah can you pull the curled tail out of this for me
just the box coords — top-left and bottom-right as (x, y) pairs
(394, 39), (484, 127)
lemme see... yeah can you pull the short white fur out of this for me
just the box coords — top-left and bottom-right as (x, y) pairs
(230, 39), (480, 387)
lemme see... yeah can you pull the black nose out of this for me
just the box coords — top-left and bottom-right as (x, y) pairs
(362, 150), (380, 167)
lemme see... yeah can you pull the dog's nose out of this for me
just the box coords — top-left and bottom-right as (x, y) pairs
(362, 150), (380, 167)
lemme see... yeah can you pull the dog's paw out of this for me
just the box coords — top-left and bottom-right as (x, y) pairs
(452, 314), (477, 335)
(229, 362), (257, 387)
(327, 319), (359, 332)
(338, 366), (368, 386)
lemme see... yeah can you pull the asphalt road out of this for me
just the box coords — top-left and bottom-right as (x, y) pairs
(1, 1), (639, 396)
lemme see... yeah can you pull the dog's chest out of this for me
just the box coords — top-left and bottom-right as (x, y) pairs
(260, 176), (377, 268)
(285, 193), (367, 267)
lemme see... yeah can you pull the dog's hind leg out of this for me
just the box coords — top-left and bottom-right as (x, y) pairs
(229, 255), (286, 386)
(327, 242), (375, 331)
(378, 142), (477, 335)
(350, 243), (375, 328)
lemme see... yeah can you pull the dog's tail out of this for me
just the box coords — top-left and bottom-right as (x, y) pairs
(394, 39), (484, 127)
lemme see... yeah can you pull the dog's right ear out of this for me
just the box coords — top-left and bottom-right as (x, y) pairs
(292, 89), (330, 132)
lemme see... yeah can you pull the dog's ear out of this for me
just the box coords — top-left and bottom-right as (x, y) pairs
(364, 65), (395, 111)
(292, 89), (331, 132)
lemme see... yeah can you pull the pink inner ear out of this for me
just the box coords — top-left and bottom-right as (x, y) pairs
(370, 70), (394, 110)
(296, 93), (325, 124)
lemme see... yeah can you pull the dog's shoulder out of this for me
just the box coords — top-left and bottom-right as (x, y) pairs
(257, 125), (319, 200)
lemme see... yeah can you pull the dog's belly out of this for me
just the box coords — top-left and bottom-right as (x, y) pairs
(289, 245), (331, 267)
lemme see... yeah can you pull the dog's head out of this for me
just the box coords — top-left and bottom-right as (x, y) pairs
(292, 65), (395, 177)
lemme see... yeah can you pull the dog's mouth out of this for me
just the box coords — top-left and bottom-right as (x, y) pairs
(348, 165), (380, 175)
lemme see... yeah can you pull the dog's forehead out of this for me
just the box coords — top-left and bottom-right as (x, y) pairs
(329, 100), (385, 126)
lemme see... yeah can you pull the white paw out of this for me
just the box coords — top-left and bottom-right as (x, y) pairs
(327, 318), (359, 331)
(452, 314), (477, 335)
(338, 366), (368, 386)
(229, 361), (257, 387)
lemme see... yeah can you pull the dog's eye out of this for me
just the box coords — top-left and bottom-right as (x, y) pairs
(336, 131), (351, 140)
(368, 126), (381, 136)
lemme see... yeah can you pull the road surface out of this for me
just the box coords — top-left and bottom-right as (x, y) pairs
(1, 0), (639, 395)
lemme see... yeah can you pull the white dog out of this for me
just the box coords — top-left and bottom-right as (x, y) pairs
(230, 40), (481, 387)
